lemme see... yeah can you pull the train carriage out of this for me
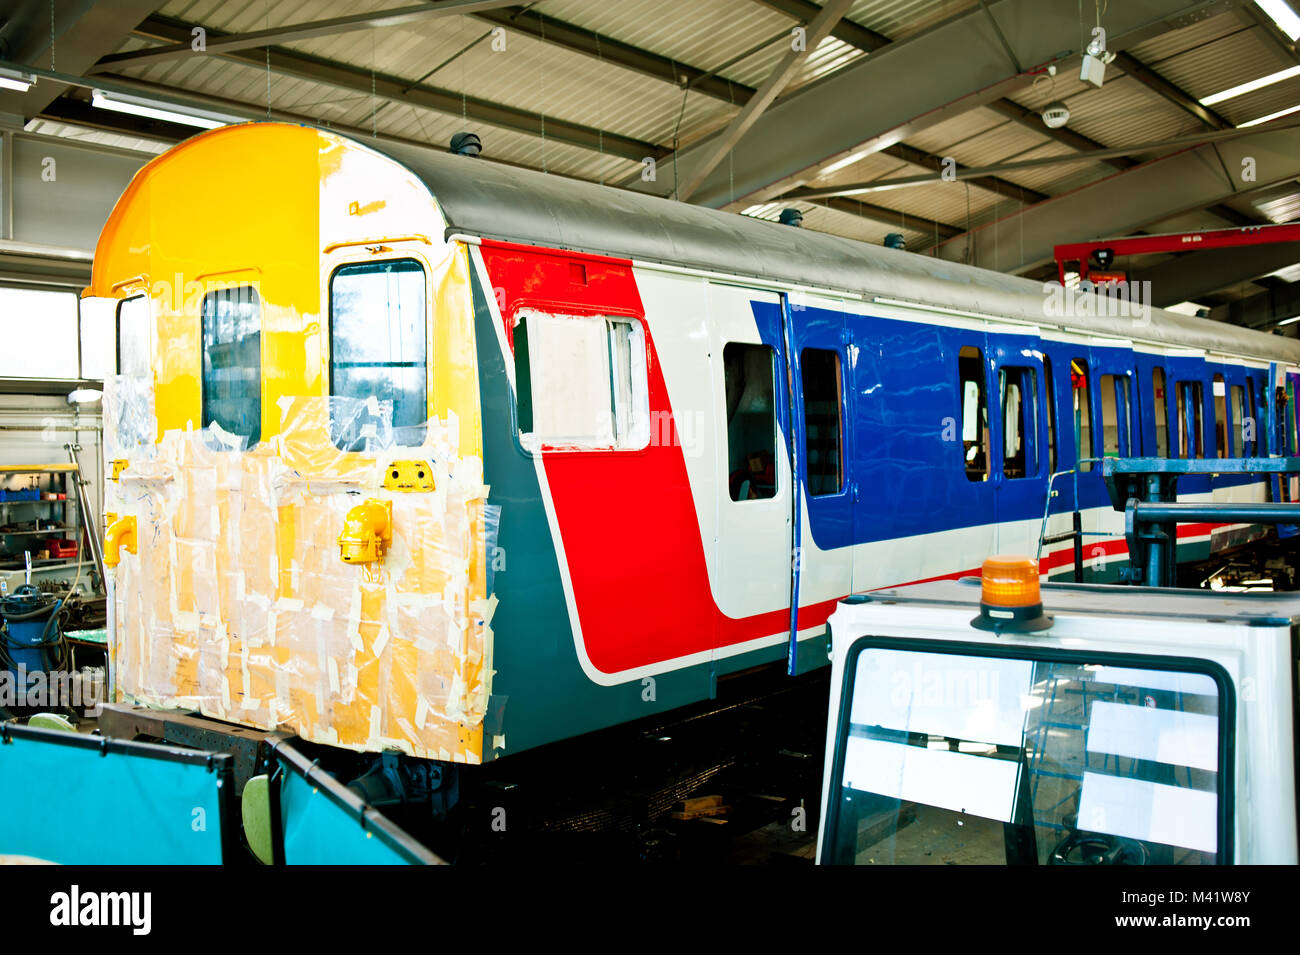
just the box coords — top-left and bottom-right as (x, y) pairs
(88, 121), (1300, 767)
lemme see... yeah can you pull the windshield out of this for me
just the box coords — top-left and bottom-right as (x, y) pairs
(821, 642), (1228, 865)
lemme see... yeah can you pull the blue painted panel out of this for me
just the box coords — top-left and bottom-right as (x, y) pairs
(0, 729), (228, 864)
(758, 303), (1286, 549)
(849, 314), (995, 543)
(279, 766), (417, 865)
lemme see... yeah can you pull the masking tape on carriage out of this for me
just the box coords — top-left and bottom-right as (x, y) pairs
(103, 384), (493, 763)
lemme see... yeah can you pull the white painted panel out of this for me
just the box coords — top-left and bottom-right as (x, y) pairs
(632, 267), (724, 605)
(706, 281), (791, 619)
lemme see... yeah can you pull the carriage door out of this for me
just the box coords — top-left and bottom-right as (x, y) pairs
(709, 283), (794, 661)
(987, 334), (1048, 555)
(786, 293), (854, 673)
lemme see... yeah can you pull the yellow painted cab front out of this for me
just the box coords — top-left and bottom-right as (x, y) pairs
(89, 122), (492, 764)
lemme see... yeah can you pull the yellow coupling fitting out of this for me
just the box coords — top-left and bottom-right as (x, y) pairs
(103, 515), (137, 568)
(338, 499), (392, 564)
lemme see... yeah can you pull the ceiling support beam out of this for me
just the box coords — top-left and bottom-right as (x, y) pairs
(635, 0), (1217, 208)
(753, 0), (1230, 178)
(1132, 242), (1300, 306)
(0, 0), (161, 118)
(788, 116), (1300, 199)
(676, 0), (853, 200)
(818, 195), (964, 239)
(1112, 50), (1232, 130)
(93, 1), (523, 70)
(981, 98), (1136, 172)
(469, 6), (755, 104)
(116, 16), (663, 161)
(1209, 280), (1300, 329)
(932, 124), (1300, 272)
(750, 0), (890, 51)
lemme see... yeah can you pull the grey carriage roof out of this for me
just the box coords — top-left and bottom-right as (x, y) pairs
(377, 140), (1300, 365)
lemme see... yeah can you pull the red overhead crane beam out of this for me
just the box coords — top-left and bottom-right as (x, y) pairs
(1055, 222), (1300, 284)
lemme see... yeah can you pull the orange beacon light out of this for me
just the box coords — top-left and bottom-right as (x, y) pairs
(971, 555), (1054, 633)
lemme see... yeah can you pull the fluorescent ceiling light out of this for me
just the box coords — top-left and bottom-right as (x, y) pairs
(1238, 104), (1300, 127)
(91, 89), (235, 130)
(1257, 0), (1300, 40)
(1201, 65), (1300, 105)
(820, 148), (874, 177)
(1277, 314), (1300, 326)
(0, 68), (34, 93)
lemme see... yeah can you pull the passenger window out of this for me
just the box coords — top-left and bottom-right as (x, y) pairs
(1072, 359), (1093, 471)
(1230, 385), (1246, 457)
(200, 286), (261, 443)
(725, 343), (777, 501)
(1153, 368), (1169, 458)
(1284, 382), (1294, 454)
(1099, 374), (1129, 457)
(1177, 381), (1204, 458)
(1247, 377), (1262, 455)
(117, 295), (151, 379)
(513, 311), (648, 451)
(959, 346), (987, 483)
(1212, 375), (1228, 458)
(999, 367), (1038, 479)
(1044, 357), (1057, 474)
(330, 259), (427, 448)
(801, 348), (844, 496)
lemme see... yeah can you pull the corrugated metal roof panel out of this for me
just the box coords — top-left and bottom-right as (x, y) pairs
(937, 119), (1051, 169)
(1146, 25), (1291, 104)
(851, 0), (979, 41)
(903, 107), (1007, 155)
(1056, 76), (1203, 149)
(1213, 75), (1300, 127)
(1253, 189), (1300, 224)
(1126, 10), (1244, 62)
(21, 119), (169, 155)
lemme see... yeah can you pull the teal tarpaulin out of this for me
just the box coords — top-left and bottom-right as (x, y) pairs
(273, 741), (440, 865)
(0, 725), (232, 864)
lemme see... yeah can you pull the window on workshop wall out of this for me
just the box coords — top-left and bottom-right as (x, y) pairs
(0, 286), (81, 379)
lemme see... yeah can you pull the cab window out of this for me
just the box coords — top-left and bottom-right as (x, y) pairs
(201, 286), (261, 443)
(117, 295), (151, 379)
(329, 259), (427, 448)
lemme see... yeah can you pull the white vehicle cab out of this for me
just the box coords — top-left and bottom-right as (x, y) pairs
(816, 557), (1298, 865)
